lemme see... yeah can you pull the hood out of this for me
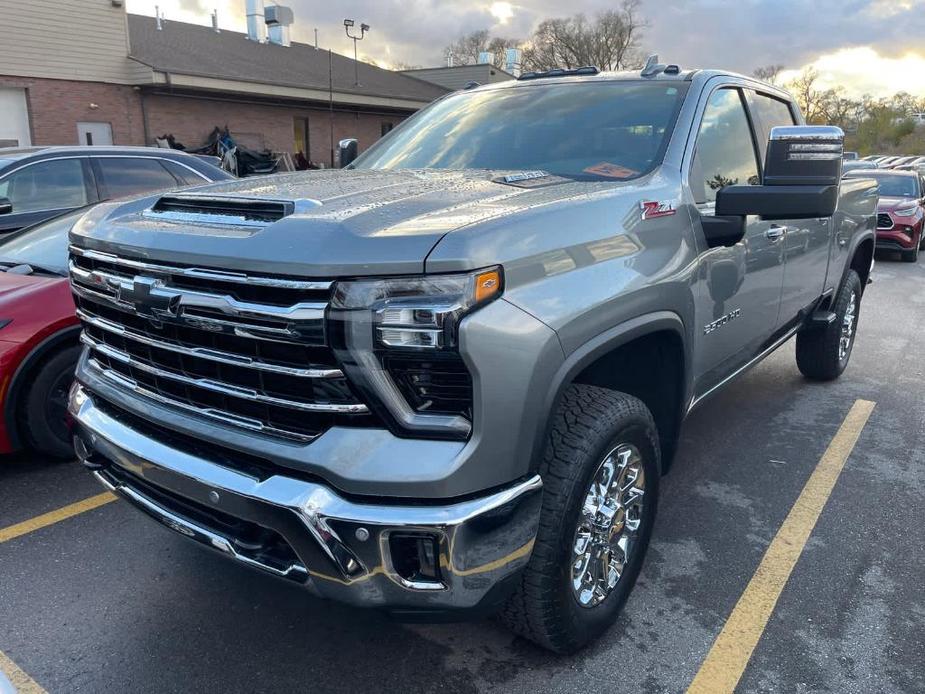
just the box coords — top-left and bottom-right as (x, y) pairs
(0, 271), (64, 302)
(69, 169), (629, 277)
(879, 196), (919, 211)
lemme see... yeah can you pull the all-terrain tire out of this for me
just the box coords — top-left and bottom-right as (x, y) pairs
(498, 384), (660, 653)
(795, 270), (862, 381)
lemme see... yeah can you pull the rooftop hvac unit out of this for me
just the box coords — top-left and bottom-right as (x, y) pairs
(265, 5), (294, 46)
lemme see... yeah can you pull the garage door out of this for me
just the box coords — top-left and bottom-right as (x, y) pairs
(0, 88), (31, 147)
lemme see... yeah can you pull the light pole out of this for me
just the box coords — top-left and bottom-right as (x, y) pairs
(343, 19), (369, 87)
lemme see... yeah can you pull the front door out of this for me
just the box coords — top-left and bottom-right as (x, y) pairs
(76, 122), (113, 146)
(747, 91), (831, 327)
(689, 86), (785, 397)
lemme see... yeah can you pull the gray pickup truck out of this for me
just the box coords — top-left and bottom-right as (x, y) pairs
(67, 61), (878, 653)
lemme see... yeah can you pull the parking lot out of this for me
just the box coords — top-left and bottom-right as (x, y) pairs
(1, 254), (923, 694)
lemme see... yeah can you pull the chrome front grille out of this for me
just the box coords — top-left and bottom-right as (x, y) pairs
(70, 246), (371, 442)
(877, 213), (893, 230)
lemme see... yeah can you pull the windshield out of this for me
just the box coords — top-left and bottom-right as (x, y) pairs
(861, 174), (920, 198)
(353, 81), (688, 181)
(0, 207), (87, 275)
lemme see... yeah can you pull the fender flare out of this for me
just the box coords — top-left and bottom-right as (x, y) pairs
(3, 326), (82, 451)
(839, 228), (875, 295)
(531, 311), (691, 473)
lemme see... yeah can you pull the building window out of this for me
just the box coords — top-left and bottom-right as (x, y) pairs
(294, 117), (310, 156)
(381, 122), (394, 137)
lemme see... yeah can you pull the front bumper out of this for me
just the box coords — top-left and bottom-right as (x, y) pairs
(876, 227), (917, 251)
(69, 384), (543, 613)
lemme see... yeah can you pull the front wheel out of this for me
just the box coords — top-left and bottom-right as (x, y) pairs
(498, 385), (660, 653)
(796, 270), (862, 381)
(901, 243), (919, 262)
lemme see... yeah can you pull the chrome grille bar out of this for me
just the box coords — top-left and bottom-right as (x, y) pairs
(85, 358), (317, 443)
(81, 333), (368, 414)
(70, 245), (332, 291)
(76, 309), (342, 379)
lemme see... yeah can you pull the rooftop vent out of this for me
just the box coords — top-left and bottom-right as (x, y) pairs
(265, 5), (294, 47)
(245, 0), (266, 43)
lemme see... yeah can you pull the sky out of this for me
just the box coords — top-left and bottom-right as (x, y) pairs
(126, 0), (925, 99)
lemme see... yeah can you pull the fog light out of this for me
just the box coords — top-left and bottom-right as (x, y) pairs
(389, 533), (442, 586)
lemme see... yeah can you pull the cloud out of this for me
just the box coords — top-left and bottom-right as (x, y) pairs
(125, 0), (925, 97)
(780, 47), (925, 98)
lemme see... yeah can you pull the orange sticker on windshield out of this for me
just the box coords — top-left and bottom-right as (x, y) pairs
(583, 162), (640, 179)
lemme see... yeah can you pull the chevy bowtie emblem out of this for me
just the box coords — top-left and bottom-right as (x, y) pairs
(116, 276), (180, 319)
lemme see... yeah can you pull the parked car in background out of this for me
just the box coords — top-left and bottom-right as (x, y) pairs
(0, 209), (82, 457)
(843, 151), (859, 160)
(0, 146), (233, 233)
(843, 160), (879, 172)
(884, 155), (923, 169)
(877, 156), (902, 167)
(845, 168), (925, 261)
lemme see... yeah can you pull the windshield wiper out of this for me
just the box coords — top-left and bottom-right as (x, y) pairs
(0, 260), (66, 277)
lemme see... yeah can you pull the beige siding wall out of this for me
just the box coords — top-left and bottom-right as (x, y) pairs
(0, 0), (150, 84)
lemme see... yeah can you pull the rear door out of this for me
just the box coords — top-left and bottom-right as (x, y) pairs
(91, 156), (183, 200)
(747, 90), (832, 327)
(0, 157), (96, 233)
(688, 86), (786, 396)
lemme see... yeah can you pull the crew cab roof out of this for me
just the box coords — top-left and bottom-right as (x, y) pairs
(0, 146), (204, 161)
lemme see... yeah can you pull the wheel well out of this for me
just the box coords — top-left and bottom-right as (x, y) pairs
(850, 238), (874, 294)
(5, 328), (81, 450)
(571, 330), (685, 472)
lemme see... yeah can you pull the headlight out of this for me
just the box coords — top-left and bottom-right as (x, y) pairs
(328, 267), (502, 439)
(893, 206), (918, 217)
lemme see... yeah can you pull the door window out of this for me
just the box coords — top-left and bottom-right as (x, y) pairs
(750, 93), (796, 134)
(162, 160), (207, 186)
(0, 159), (89, 213)
(691, 89), (760, 205)
(95, 157), (179, 199)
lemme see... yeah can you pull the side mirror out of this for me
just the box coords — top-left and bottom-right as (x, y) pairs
(0, 197), (11, 215)
(715, 125), (844, 221)
(338, 138), (359, 168)
(764, 125), (844, 186)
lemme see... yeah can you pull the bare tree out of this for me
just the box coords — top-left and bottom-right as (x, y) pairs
(787, 67), (825, 123)
(753, 64), (785, 85)
(521, 2), (645, 72)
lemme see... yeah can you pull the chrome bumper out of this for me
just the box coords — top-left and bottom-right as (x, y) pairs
(69, 384), (542, 611)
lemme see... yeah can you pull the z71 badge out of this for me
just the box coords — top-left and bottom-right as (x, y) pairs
(640, 200), (676, 220)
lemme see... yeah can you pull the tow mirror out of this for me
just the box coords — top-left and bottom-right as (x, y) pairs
(764, 125), (844, 186)
(715, 125), (844, 221)
(0, 197), (11, 215)
(338, 138), (359, 168)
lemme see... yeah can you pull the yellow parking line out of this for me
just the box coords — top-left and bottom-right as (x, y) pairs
(687, 398), (876, 694)
(0, 492), (116, 544)
(0, 649), (47, 694)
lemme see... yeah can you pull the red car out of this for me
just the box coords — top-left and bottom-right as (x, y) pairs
(0, 209), (82, 457)
(844, 168), (925, 262)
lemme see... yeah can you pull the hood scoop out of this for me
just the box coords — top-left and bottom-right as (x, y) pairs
(147, 195), (295, 226)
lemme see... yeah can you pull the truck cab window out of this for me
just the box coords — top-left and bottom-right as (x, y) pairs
(691, 88), (760, 205)
(751, 93), (796, 133)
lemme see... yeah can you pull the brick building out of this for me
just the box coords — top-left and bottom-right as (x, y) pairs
(0, 1), (447, 166)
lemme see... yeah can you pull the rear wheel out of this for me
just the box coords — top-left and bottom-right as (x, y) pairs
(498, 385), (660, 653)
(22, 346), (81, 458)
(795, 270), (861, 381)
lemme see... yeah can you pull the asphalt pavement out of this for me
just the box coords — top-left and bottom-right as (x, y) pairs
(1, 252), (923, 693)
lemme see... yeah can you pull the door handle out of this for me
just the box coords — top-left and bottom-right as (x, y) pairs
(766, 225), (789, 241)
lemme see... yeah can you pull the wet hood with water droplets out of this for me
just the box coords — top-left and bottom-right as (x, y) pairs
(70, 168), (625, 277)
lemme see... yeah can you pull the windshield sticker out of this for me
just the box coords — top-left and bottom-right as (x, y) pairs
(583, 162), (640, 179)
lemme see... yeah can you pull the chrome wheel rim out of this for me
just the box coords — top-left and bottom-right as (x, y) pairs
(839, 290), (857, 362)
(570, 443), (646, 608)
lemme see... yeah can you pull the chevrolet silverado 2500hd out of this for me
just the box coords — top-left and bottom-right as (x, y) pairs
(67, 62), (878, 653)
